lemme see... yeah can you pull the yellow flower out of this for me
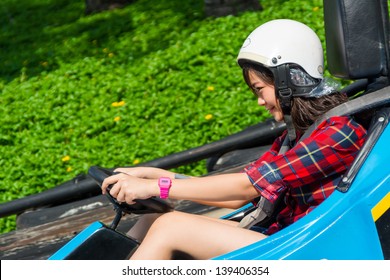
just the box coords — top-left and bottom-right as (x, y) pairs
(41, 61), (49, 67)
(61, 155), (71, 162)
(205, 114), (213, 120)
(111, 100), (126, 107)
(114, 116), (121, 122)
(313, 6), (320, 12)
(207, 86), (215, 91)
(103, 48), (109, 53)
(66, 166), (73, 172)
(133, 159), (140, 165)
(108, 53), (114, 58)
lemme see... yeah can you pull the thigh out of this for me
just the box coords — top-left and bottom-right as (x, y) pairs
(128, 210), (238, 242)
(147, 211), (267, 259)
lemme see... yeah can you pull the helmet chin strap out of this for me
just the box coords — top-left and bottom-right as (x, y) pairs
(272, 64), (296, 146)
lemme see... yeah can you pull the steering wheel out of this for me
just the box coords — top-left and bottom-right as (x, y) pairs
(88, 166), (173, 214)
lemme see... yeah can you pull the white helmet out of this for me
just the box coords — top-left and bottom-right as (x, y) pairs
(237, 19), (324, 80)
(237, 19), (325, 144)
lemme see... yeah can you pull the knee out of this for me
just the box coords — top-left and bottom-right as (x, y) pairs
(148, 211), (184, 234)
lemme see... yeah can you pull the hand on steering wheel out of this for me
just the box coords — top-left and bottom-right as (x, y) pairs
(88, 166), (173, 214)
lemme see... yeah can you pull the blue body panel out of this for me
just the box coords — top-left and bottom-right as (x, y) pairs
(48, 221), (104, 260)
(214, 120), (390, 260)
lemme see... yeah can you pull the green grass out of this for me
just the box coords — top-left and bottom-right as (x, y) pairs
(0, 0), (326, 233)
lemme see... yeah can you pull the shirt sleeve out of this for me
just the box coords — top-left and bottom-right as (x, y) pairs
(245, 117), (366, 203)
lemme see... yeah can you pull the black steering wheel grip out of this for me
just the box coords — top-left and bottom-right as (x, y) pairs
(88, 166), (173, 214)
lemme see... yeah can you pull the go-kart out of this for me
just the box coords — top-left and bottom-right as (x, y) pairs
(1, 0), (389, 260)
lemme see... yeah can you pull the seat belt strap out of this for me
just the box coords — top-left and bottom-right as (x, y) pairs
(238, 196), (274, 229)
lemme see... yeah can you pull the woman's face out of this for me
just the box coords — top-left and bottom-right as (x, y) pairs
(248, 70), (284, 122)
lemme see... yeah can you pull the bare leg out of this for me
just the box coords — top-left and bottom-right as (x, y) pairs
(127, 210), (237, 242)
(130, 211), (267, 260)
(127, 210), (236, 242)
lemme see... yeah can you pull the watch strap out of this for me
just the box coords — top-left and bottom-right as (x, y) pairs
(158, 177), (172, 199)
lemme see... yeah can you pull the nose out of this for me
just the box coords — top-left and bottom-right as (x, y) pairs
(257, 97), (266, 106)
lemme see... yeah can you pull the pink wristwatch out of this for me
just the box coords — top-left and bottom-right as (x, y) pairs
(158, 177), (172, 199)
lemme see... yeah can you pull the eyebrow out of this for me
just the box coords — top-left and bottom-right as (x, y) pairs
(251, 82), (263, 89)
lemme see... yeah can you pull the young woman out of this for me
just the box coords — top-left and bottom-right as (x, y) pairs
(101, 19), (367, 259)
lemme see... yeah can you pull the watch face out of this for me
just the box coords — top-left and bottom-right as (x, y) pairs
(161, 179), (170, 184)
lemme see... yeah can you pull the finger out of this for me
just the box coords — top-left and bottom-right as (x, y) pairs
(117, 188), (135, 205)
(108, 182), (122, 198)
(115, 188), (125, 203)
(114, 168), (136, 177)
(101, 173), (123, 194)
(114, 168), (126, 173)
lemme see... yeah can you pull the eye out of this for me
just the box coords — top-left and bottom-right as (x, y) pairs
(252, 87), (263, 98)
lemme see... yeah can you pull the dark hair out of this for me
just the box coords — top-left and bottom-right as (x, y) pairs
(242, 64), (274, 90)
(291, 93), (348, 133)
(242, 64), (348, 133)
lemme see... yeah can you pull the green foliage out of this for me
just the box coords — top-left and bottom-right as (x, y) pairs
(0, 0), (329, 233)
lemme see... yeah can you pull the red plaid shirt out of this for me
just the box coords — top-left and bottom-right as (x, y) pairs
(245, 116), (367, 235)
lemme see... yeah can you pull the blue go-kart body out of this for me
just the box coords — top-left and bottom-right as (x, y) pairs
(47, 0), (389, 260)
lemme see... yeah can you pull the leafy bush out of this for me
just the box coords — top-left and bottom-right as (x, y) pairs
(0, 0), (327, 233)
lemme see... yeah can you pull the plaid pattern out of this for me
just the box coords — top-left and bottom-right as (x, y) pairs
(245, 116), (367, 234)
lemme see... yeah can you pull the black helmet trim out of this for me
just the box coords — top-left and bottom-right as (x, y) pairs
(272, 64), (322, 98)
